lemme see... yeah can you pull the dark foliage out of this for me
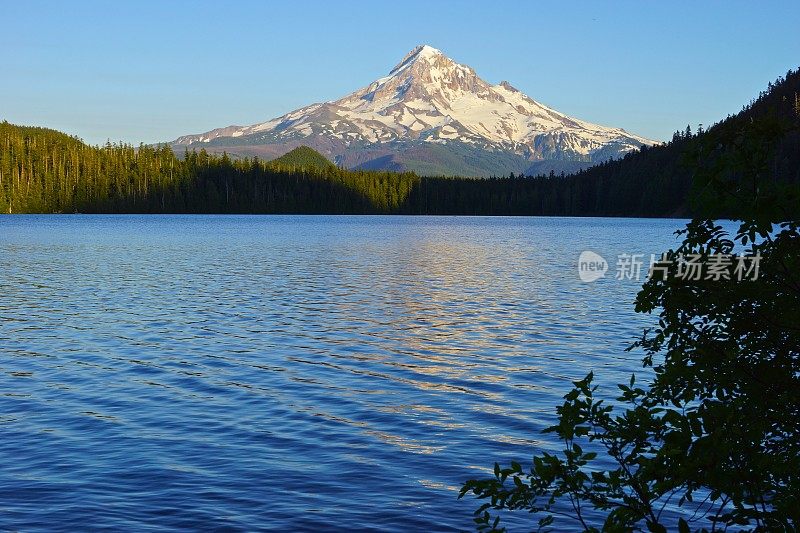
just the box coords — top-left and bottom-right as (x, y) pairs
(458, 76), (800, 531)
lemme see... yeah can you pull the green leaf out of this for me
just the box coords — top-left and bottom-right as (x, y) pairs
(646, 520), (667, 533)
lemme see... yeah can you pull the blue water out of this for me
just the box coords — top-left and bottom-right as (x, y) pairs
(0, 215), (684, 531)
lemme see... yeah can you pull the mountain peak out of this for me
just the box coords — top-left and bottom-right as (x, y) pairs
(412, 44), (443, 57)
(171, 45), (656, 174)
(390, 44), (445, 74)
(359, 45), (478, 109)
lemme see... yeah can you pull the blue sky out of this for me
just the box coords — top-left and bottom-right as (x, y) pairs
(3, 0), (799, 145)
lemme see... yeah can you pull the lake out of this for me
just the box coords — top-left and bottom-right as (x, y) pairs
(0, 215), (684, 531)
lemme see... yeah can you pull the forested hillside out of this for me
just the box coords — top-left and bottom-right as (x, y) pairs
(270, 146), (336, 172)
(0, 123), (418, 214)
(402, 66), (798, 217)
(1, 67), (798, 216)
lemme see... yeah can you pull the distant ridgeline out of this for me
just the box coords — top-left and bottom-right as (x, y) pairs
(1, 68), (798, 216)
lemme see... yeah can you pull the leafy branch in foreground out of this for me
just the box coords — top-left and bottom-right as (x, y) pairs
(461, 372), (699, 532)
(460, 104), (800, 531)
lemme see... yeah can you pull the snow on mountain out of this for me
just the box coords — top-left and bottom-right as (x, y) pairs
(172, 45), (656, 174)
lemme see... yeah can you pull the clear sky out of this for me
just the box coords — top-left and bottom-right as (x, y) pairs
(3, 0), (799, 145)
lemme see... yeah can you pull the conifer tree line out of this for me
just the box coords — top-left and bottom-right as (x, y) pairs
(2, 68), (797, 217)
(0, 124), (419, 215)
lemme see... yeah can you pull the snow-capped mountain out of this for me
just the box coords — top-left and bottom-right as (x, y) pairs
(171, 45), (655, 176)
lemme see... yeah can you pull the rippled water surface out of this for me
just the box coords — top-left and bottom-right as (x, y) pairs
(0, 215), (684, 531)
